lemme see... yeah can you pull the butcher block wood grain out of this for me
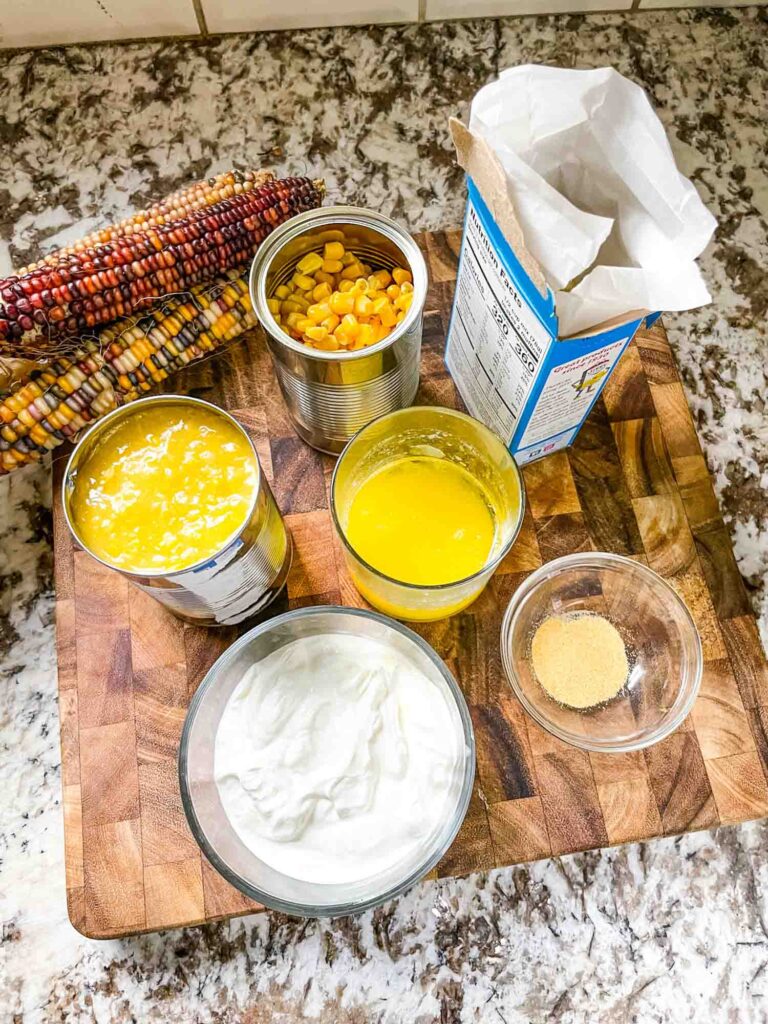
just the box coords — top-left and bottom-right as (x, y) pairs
(52, 230), (768, 938)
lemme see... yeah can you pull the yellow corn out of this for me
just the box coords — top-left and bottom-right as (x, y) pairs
(292, 273), (316, 291)
(305, 325), (329, 342)
(324, 241), (345, 261)
(266, 241), (414, 353)
(330, 292), (355, 316)
(297, 251), (324, 275)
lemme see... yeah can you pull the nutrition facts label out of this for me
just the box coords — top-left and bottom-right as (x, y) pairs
(445, 200), (553, 444)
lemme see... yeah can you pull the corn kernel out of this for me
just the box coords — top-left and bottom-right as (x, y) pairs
(400, 281), (414, 293)
(395, 292), (413, 312)
(338, 279), (355, 293)
(351, 278), (368, 293)
(355, 295), (374, 317)
(340, 262), (365, 281)
(292, 273), (315, 291)
(322, 314), (341, 332)
(274, 284), (290, 300)
(357, 323), (376, 347)
(267, 298), (280, 315)
(296, 317), (314, 333)
(392, 268), (412, 286)
(305, 325), (329, 342)
(314, 335), (341, 351)
(341, 251), (355, 266)
(292, 294), (310, 312)
(368, 270), (392, 290)
(315, 270), (335, 286)
(322, 259), (343, 274)
(282, 299), (303, 314)
(386, 285), (401, 301)
(307, 301), (332, 323)
(396, 311), (405, 322)
(361, 263), (372, 276)
(297, 252), (324, 275)
(286, 312), (304, 329)
(320, 228), (345, 243)
(373, 297), (397, 327)
(312, 282), (332, 302)
(330, 291), (355, 315)
(340, 314), (360, 337)
(324, 241), (345, 261)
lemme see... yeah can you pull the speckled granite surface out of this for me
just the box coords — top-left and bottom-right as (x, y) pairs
(1, 9), (767, 1022)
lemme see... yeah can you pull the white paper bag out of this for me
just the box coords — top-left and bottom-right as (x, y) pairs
(468, 65), (717, 337)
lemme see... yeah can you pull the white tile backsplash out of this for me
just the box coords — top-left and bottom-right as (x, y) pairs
(201, 0), (419, 33)
(0, 0), (199, 49)
(426, 0), (631, 17)
(639, 0), (763, 8)
(2, 0), (763, 51)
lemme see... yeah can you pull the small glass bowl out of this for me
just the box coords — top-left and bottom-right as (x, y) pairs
(330, 406), (525, 622)
(179, 606), (475, 918)
(501, 553), (703, 753)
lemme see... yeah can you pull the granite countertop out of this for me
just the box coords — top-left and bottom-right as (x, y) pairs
(1, 9), (767, 1022)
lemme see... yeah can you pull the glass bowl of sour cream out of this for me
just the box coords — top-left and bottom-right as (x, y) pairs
(179, 606), (475, 917)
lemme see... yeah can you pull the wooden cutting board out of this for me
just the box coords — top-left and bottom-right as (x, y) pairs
(53, 230), (768, 939)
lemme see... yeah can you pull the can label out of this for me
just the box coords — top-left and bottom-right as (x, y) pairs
(137, 495), (289, 625)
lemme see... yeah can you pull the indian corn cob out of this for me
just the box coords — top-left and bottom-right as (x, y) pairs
(18, 168), (275, 274)
(0, 271), (256, 475)
(0, 174), (324, 357)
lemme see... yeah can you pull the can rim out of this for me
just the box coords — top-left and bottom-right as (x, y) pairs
(248, 205), (428, 363)
(329, 405), (527, 593)
(61, 394), (264, 580)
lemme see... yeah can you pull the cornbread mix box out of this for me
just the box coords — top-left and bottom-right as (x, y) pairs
(445, 66), (716, 465)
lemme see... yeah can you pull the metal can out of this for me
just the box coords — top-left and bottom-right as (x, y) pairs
(62, 395), (292, 627)
(249, 205), (427, 454)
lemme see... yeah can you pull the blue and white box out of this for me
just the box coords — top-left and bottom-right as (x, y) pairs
(445, 177), (655, 466)
(444, 70), (716, 465)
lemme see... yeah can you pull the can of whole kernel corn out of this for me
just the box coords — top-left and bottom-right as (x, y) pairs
(62, 395), (292, 626)
(249, 206), (427, 454)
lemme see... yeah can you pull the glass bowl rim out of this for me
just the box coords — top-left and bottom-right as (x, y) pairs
(329, 405), (526, 593)
(500, 551), (704, 754)
(178, 604), (476, 917)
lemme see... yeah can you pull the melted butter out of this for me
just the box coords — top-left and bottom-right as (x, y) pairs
(70, 404), (258, 573)
(345, 455), (497, 587)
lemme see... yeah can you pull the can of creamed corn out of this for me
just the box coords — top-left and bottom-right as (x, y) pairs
(62, 395), (291, 626)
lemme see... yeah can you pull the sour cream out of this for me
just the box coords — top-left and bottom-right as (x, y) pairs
(214, 633), (465, 885)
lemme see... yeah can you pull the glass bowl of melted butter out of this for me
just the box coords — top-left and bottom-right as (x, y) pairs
(501, 552), (703, 753)
(179, 605), (475, 917)
(330, 406), (525, 622)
